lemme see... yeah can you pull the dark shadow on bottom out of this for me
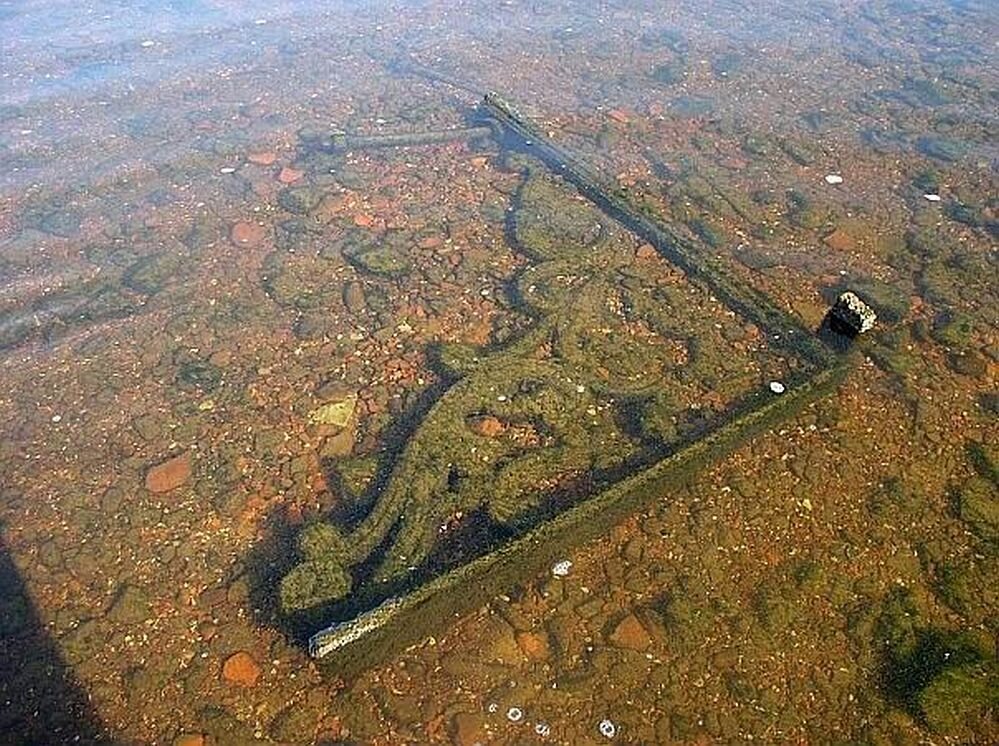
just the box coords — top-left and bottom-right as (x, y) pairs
(0, 524), (112, 744)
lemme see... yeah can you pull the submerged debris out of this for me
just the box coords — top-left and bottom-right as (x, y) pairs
(307, 597), (404, 658)
(598, 718), (617, 739)
(829, 291), (877, 336)
(551, 559), (573, 577)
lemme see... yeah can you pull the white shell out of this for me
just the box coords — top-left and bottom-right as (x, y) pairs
(824, 174), (844, 184)
(598, 718), (617, 738)
(923, 193), (942, 202)
(551, 560), (573, 577)
(506, 706), (524, 723)
(769, 381), (786, 395)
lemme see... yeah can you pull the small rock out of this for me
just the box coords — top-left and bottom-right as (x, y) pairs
(173, 735), (206, 746)
(247, 151), (277, 166)
(516, 630), (551, 661)
(309, 396), (358, 427)
(769, 381), (786, 395)
(923, 193), (942, 202)
(230, 221), (266, 246)
(467, 415), (505, 438)
(145, 452), (192, 493)
(829, 290), (877, 335)
(551, 560), (572, 577)
(222, 651), (260, 687)
(353, 213), (375, 227)
(636, 243), (657, 260)
(824, 174), (843, 184)
(450, 711), (487, 746)
(822, 228), (855, 252)
(608, 613), (652, 651)
(342, 281), (366, 313)
(598, 719), (617, 739)
(277, 166), (304, 184)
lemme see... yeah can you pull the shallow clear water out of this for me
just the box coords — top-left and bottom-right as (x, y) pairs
(1, 1), (997, 743)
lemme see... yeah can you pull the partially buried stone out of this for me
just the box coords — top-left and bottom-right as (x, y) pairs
(829, 291), (876, 336)
(608, 613), (652, 651)
(221, 651), (260, 687)
(450, 711), (487, 746)
(516, 630), (551, 660)
(342, 281), (366, 313)
(172, 735), (206, 746)
(230, 221), (266, 246)
(145, 452), (192, 493)
(107, 584), (151, 624)
(467, 414), (505, 437)
(278, 166), (304, 184)
(309, 395), (357, 427)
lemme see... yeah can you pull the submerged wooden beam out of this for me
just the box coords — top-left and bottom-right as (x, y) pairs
(479, 91), (832, 367)
(309, 360), (850, 673)
(330, 125), (494, 152)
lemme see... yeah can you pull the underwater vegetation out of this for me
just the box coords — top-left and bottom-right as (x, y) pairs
(876, 588), (999, 736)
(280, 158), (781, 615)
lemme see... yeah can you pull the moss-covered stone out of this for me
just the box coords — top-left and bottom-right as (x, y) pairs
(277, 185), (324, 215)
(957, 477), (998, 544)
(346, 245), (412, 278)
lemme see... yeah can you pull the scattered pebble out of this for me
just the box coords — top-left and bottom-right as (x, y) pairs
(247, 151), (277, 166)
(230, 221), (266, 246)
(50, 414), (62, 423)
(140, 40), (155, 48)
(923, 193), (942, 202)
(145, 452), (192, 493)
(506, 706), (524, 723)
(598, 719), (617, 739)
(551, 559), (573, 577)
(824, 174), (844, 185)
(277, 166), (304, 184)
(219, 167), (236, 174)
(769, 381), (786, 395)
(221, 651), (260, 687)
(575, 384), (586, 394)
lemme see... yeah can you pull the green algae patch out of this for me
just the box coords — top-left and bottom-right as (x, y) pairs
(877, 589), (999, 736)
(308, 396), (358, 428)
(346, 245), (412, 278)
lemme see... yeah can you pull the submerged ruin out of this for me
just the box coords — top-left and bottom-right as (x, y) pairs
(279, 91), (849, 669)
